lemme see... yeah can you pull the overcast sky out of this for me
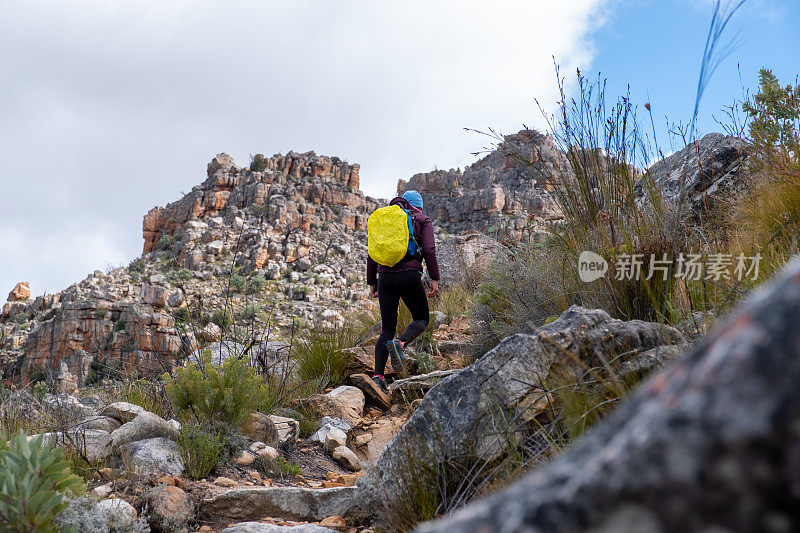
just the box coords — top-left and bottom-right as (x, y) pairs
(1, 0), (796, 299)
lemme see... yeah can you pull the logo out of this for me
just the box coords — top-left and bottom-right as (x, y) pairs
(578, 251), (608, 282)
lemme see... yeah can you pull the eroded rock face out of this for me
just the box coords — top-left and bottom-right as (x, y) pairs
(415, 257), (800, 533)
(640, 132), (750, 214)
(142, 151), (378, 255)
(372, 306), (683, 505)
(20, 301), (181, 384)
(397, 130), (565, 238)
(7, 281), (30, 302)
(435, 232), (509, 287)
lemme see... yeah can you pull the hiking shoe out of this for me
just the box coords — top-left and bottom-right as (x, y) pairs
(372, 375), (389, 393)
(387, 339), (405, 374)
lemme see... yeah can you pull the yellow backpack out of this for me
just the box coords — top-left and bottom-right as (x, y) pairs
(367, 205), (418, 266)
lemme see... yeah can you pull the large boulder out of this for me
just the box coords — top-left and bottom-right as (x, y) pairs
(221, 524), (336, 533)
(639, 132), (750, 214)
(142, 485), (196, 532)
(372, 306), (682, 505)
(110, 411), (179, 449)
(7, 281), (30, 302)
(114, 437), (184, 478)
(300, 386), (364, 427)
(415, 256), (800, 532)
(200, 486), (360, 522)
(435, 232), (509, 287)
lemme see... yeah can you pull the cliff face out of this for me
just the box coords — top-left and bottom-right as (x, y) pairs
(397, 130), (565, 238)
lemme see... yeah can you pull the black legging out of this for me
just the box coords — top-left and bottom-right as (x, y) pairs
(375, 271), (429, 376)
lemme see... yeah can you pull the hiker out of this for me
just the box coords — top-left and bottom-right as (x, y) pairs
(366, 190), (440, 392)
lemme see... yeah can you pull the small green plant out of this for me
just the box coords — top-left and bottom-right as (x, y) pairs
(114, 318), (126, 332)
(294, 328), (359, 390)
(0, 431), (84, 532)
(157, 234), (177, 251)
(276, 456), (302, 477)
(171, 268), (194, 282)
(33, 381), (49, 402)
(172, 306), (191, 323)
(250, 153), (269, 172)
(242, 303), (261, 320)
(176, 423), (226, 479)
(416, 351), (436, 374)
(211, 309), (233, 328)
(128, 257), (145, 273)
(229, 274), (247, 293)
(95, 308), (108, 320)
(163, 349), (271, 426)
(247, 273), (267, 294)
(120, 380), (171, 419)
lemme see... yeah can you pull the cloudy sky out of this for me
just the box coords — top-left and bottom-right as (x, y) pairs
(1, 0), (797, 298)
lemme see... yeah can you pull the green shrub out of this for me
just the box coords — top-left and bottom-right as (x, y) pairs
(247, 274), (267, 294)
(176, 423), (226, 479)
(157, 234), (177, 251)
(128, 257), (145, 273)
(163, 349), (271, 427)
(0, 431), (84, 532)
(276, 456), (302, 477)
(212, 309), (233, 328)
(229, 275), (247, 293)
(114, 318), (126, 332)
(95, 308), (108, 320)
(294, 328), (359, 390)
(250, 153), (269, 172)
(33, 381), (49, 402)
(242, 303), (261, 320)
(172, 307), (191, 323)
(171, 268), (194, 282)
(120, 380), (172, 419)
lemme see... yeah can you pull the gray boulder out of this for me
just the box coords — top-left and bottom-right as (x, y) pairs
(200, 486), (360, 522)
(415, 256), (800, 532)
(309, 416), (351, 445)
(101, 401), (147, 423)
(190, 341), (246, 366)
(640, 132), (750, 214)
(222, 523), (335, 533)
(115, 437), (184, 478)
(110, 411), (179, 449)
(373, 306), (682, 505)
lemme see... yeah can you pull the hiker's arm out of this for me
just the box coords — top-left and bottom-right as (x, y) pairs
(420, 219), (440, 282)
(367, 255), (378, 297)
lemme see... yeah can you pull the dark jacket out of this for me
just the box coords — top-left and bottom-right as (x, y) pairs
(367, 197), (440, 286)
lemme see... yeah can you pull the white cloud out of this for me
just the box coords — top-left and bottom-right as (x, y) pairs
(0, 0), (610, 297)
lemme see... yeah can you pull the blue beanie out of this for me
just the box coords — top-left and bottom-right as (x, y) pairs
(402, 190), (424, 209)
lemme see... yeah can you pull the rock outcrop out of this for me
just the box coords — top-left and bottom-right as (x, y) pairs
(415, 256), (800, 533)
(639, 132), (750, 214)
(397, 130), (565, 238)
(371, 306), (683, 505)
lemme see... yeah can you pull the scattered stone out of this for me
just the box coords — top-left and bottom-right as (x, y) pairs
(93, 498), (138, 525)
(143, 485), (196, 533)
(332, 446), (361, 472)
(81, 415), (122, 433)
(258, 446), (280, 461)
(115, 437), (184, 478)
(236, 452), (255, 466)
(309, 417), (351, 445)
(353, 434), (373, 448)
(92, 482), (113, 498)
(319, 515), (346, 528)
(349, 373), (391, 411)
(155, 475), (177, 486)
(241, 412), (279, 445)
(269, 415), (300, 449)
(214, 476), (238, 488)
(323, 428), (347, 454)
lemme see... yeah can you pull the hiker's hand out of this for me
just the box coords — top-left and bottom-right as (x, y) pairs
(427, 280), (439, 298)
(370, 285), (378, 298)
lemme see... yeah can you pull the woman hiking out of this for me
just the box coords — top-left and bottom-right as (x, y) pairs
(366, 190), (440, 392)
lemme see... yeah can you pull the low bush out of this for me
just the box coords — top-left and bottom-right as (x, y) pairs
(119, 379), (172, 419)
(0, 430), (84, 532)
(293, 328), (359, 390)
(211, 309), (233, 328)
(157, 234), (177, 251)
(127, 257), (145, 274)
(247, 273), (267, 294)
(176, 423), (226, 479)
(276, 456), (302, 477)
(163, 349), (271, 427)
(171, 268), (194, 282)
(229, 274), (247, 293)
